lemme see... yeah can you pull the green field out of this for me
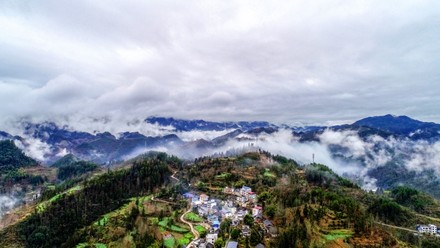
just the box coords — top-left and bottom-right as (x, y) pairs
(177, 237), (190, 246)
(215, 173), (231, 179)
(158, 217), (189, 233)
(163, 236), (175, 248)
(194, 225), (206, 233)
(263, 169), (276, 178)
(158, 217), (170, 227)
(94, 215), (109, 226)
(170, 225), (189, 233)
(184, 212), (204, 222)
(323, 229), (353, 241)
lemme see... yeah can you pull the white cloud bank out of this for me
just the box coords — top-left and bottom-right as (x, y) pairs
(0, 0), (439, 130)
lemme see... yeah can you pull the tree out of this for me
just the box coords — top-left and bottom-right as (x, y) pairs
(214, 237), (224, 248)
(244, 214), (254, 226)
(220, 218), (231, 237)
(231, 228), (241, 240)
(250, 226), (263, 246)
(265, 204), (276, 218)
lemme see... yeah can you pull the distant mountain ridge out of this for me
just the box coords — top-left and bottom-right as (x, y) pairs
(1, 114), (439, 164)
(353, 114), (440, 140)
(145, 116), (275, 131)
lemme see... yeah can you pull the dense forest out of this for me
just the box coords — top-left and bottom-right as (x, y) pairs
(57, 161), (98, 180)
(2, 153), (179, 247)
(0, 140), (36, 173)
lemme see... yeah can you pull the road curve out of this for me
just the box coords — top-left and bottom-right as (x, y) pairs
(180, 208), (199, 247)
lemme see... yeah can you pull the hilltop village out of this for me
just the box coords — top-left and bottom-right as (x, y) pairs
(182, 185), (276, 248)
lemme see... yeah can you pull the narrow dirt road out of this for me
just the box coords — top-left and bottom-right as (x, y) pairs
(375, 222), (418, 233)
(170, 170), (179, 182)
(181, 209), (199, 238)
(180, 208), (200, 247)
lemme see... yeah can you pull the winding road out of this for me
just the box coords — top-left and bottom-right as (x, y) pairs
(171, 168), (201, 247)
(181, 209), (199, 239)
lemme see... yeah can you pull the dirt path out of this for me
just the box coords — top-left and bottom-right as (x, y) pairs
(375, 222), (417, 233)
(170, 170), (179, 182)
(415, 213), (440, 223)
(180, 208), (199, 247)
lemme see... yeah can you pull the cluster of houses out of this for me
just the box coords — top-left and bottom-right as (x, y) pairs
(183, 186), (277, 248)
(416, 224), (440, 235)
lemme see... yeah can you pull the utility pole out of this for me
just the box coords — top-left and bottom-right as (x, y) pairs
(312, 153), (315, 164)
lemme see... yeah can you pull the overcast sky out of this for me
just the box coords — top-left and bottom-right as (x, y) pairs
(1, 0), (439, 128)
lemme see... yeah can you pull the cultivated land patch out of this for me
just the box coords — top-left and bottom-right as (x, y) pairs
(184, 212), (204, 222)
(323, 229), (354, 241)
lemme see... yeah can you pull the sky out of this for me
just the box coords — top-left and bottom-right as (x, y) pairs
(1, 0), (440, 129)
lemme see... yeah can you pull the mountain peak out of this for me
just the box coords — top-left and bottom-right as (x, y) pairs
(353, 114), (440, 137)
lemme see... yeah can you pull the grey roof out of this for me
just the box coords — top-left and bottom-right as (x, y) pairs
(226, 241), (238, 248)
(255, 244), (265, 248)
(263, 219), (273, 227)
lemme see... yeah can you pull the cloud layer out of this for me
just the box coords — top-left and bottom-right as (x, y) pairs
(1, 0), (440, 129)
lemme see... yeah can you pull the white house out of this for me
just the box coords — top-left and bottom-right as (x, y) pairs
(417, 224), (437, 234)
(206, 233), (218, 244)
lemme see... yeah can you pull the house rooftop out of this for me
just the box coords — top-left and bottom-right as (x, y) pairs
(226, 241), (238, 248)
(263, 219), (273, 227)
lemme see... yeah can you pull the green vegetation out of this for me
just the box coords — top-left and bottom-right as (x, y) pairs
(184, 212), (203, 222)
(0, 140), (36, 173)
(57, 161), (99, 180)
(0, 140), (45, 188)
(194, 225), (206, 233)
(10, 155), (176, 247)
(263, 169), (276, 178)
(4, 151), (440, 248)
(391, 186), (440, 217)
(37, 185), (83, 213)
(323, 229), (353, 241)
(158, 217), (189, 233)
(215, 172), (231, 179)
(163, 236), (175, 248)
(51, 154), (79, 167)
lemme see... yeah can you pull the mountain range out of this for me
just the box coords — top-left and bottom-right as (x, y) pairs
(2, 114), (440, 198)
(1, 114), (439, 163)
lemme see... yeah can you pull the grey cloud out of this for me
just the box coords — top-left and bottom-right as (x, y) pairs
(0, 0), (440, 129)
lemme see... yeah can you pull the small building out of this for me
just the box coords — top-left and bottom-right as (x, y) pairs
(198, 206), (209, 217)
(248, 192), (257, 202)
(236, 209), (248, 220)
(200, 194), (209, 202)
(263, 219), (273, 229)
(183, 192), (195, 198)
(252, 206), (263, 217)
(255, 244), (265, 248)
(417, 224), (437, 234)
(212, 220), (220, 230)
(242, 225), (251, 236)
(206, 233), (218, 244)
(208, 215), (219, 223)
(269, 226), (278, 237)
(224, 187), (234, 194)
(226, 241), (238, 248)
(240, 186), (252, 195)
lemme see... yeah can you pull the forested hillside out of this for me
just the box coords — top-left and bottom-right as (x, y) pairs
(0, 153), (179, 247)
